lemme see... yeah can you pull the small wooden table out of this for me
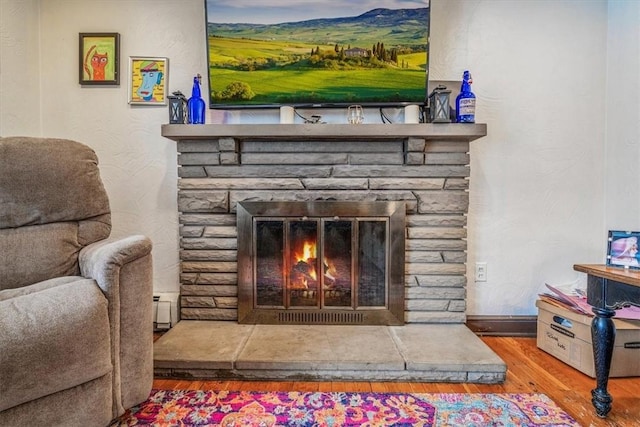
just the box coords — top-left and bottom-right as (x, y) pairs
(573, 264), (640, 418)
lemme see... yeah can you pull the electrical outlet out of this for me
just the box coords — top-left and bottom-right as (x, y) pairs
(475, 262), (487, 282)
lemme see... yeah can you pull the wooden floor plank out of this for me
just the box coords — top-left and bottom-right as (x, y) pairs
(152, 336), (640, 426)
(200, 379), (230, 390)
(292, 381), (320, 392)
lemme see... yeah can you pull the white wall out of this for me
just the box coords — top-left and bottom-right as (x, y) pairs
(605, 1), (640, 229)
(433, 0), (609, 314)
(0, 0), (41, 134)
(1, 0), (636, 315)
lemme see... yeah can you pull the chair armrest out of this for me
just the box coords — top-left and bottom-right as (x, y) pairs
(79, 235), (152, 288)
(79, 235), (154, 417)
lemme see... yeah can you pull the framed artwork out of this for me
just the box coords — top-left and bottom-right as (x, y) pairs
(128, 57), (168, 105)
(79, 33), (120, 85)
(607, 230), (640, 269)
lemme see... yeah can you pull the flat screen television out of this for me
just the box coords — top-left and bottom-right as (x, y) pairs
(205, 0), (430, 109)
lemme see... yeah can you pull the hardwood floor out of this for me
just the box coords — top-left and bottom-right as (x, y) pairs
(153, 336), (640, 426)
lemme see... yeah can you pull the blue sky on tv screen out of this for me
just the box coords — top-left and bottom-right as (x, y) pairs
(206, 0), (429, 25)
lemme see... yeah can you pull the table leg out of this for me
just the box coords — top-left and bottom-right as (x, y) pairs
(590, 306), (616, 418)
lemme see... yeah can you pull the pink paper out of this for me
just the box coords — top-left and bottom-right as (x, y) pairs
(544, 283), (640, 321)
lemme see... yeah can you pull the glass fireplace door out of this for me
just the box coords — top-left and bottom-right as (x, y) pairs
(288, 220), (319, 307)
(254, 217), (388, 311)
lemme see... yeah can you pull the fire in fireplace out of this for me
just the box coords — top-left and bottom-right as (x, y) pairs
(237, 201), (405, 325)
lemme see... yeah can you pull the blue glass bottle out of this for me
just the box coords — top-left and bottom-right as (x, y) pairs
(188, 74), (206, 124)
(455, 70), (476, 123)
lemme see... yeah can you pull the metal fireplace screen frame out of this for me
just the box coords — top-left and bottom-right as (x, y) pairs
(237, 201), (405, 325)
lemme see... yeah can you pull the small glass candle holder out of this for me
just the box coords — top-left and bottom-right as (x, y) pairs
(347, 105), (364, 124)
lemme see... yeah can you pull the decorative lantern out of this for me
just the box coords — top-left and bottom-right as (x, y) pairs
(428, 85), (452, 123)
(168, 91), (188, 124)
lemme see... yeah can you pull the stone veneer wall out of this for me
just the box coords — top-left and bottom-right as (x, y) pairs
(175, 128), (477, 323)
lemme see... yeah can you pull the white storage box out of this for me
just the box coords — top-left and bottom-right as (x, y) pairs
(536, 299), (640, 378)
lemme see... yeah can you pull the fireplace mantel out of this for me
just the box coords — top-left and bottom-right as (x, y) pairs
(161, 123), (487, 142)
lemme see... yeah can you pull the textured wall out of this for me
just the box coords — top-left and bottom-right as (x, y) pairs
(0, 0), (41, 135)
(1, 0), (637, 316)
(431, 0), (608, 314)
(605, 2), (640, 228)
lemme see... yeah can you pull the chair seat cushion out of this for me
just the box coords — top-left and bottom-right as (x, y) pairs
(0, 277), (112, 412)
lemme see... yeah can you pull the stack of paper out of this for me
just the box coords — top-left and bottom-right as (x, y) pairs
(539, 283), (640, 320)
(539, 284), (592, 315)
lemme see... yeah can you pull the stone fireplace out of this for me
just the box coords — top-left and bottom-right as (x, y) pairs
(161, 123), (487, 324)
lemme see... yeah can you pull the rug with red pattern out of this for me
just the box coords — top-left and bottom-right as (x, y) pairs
(115, 389), (580, 426)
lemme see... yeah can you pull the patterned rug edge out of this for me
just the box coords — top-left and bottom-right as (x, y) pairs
(116, 390), (581, 426)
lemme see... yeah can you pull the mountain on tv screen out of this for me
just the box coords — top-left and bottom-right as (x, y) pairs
(205, 0), (430, 109)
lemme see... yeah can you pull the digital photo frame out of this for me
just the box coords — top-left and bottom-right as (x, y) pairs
(607, 230), (640, 269)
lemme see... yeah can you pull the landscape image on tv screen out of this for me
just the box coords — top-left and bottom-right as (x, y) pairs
(205, 0), (429, 109)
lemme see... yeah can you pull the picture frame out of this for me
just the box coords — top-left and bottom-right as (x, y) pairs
(79, 33), (120, 85)
(606, 230), (640, 269)
(128, 57), (169, 105)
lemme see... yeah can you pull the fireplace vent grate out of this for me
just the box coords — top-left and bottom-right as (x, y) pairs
(277, 311), (365, 325)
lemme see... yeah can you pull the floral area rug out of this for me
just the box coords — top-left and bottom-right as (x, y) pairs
(115, 389), (580, 426)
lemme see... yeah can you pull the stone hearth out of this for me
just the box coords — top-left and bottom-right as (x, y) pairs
(154, 321), (506, 383)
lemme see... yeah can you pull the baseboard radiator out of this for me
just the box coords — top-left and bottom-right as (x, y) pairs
(153, 292), (180, 330)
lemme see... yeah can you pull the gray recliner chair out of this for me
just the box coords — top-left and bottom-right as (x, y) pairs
(0, 137), (153, 426)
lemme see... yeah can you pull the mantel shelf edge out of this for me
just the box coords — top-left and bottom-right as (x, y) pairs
(161, 123), (487, 142)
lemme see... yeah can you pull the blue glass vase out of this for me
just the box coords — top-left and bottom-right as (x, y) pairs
(188, 75), (206, 124)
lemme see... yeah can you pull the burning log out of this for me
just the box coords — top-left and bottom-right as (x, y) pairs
(290, 259), (316, 289)
(292, 259), (316, 278)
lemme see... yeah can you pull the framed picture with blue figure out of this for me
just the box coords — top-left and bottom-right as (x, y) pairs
(79, 33), (120, 85)
(607, 230), (640, 269)
(128, 57), (168, 105)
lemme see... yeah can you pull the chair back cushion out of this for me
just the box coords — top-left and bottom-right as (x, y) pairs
(0, 137), (111, 290)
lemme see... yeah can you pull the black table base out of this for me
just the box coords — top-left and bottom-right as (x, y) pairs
(590, 306), (616, 417)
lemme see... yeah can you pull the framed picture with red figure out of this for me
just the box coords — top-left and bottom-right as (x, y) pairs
(79, 33), (120, 85)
